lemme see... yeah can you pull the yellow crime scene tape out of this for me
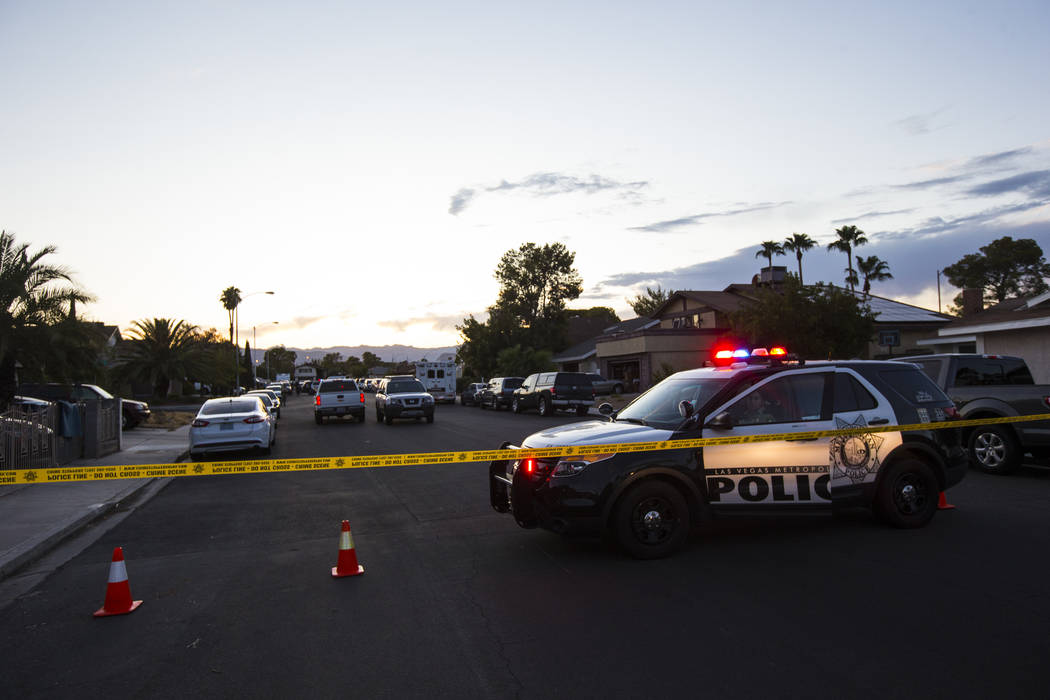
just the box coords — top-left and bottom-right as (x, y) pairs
(3, 413), (1049, 486)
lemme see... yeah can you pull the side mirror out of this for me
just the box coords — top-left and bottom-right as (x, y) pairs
(678, 400), (694, 418)
(598, 402), (615, 417)
(705, 411), (734, 430)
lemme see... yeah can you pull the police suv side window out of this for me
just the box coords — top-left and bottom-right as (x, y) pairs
(729, 373), (828, 426)
(833, 373), (877, 412)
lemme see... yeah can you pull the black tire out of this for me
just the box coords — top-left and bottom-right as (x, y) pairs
(614, 481), (690, 559)
(512, 398), (520, 414)
(314, 413), (323, 425)
(538, 395), (550, 417)
(480, 399), (487, 410)
(874, 458), (939, 528)
(575, 406), (589, 417)
(968, 425), (1021, 475)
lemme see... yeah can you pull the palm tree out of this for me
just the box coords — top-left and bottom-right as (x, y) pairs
(754, 240), (785, 272)
(782, 232), (816, 285)
(0, 230), (93, 406)
(119, 318), (203, 397)
(826, 225), (868, 293)
(856, 255), (893, 296)
(219, 286), (241, 344)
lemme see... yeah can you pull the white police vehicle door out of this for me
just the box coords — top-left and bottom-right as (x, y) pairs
(702, 369), (836, 507)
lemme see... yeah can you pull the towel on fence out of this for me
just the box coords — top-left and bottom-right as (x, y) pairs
(58, 401), (82, 437)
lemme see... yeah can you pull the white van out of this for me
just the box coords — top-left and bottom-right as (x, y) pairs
(415, 361), (457, 403)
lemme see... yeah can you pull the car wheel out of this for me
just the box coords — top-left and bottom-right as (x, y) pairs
(538, 395), (550, 417)
(968, 425), (1021, 475)
(512, 398), (520, 414)
(575, 406), (589, 417)
(384, 414), (393, 425)
(480, 399), (487, 410)
(874, 458), (939, 528)
(613, 383), (623, 394)
(426, 415), (434, 424)
(315, 414), (323, 425)
(614, 481), (690, 559)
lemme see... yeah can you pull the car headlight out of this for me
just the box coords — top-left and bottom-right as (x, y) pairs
(551, 452), (615, 477)
(423, 396), (434, 404)
(389, 398), (402, 405)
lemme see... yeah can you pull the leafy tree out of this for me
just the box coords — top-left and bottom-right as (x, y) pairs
(219, 286), (241, 344)
(627, 285), (670, 317)
(458, 242), (584, 377)
(0, 230), (94, 407)
(754, 240), (785, 272)
(242, 340), (253, 387)
(263, 345), (297, 376)
(495, 345), (554, 377)
(344, 355), (365, 377)
(856, 255), (893, 296)
(361, 351), (382, 370)
(943, 236), (1050, 308)
(321, 352), (344, 377)
(731, 276), (876, 359)
(118, 318), (203, 397)
(494, 242), (582, 349)
(783, 232), (816, 285)
(826, 225), (868, 293)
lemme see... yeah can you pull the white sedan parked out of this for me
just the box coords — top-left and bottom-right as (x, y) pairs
(189, 396), (276, 459)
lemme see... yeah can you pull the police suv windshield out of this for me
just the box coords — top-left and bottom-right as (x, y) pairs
(616, 377), (730, 429)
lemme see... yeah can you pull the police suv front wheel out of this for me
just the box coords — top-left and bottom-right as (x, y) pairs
(614, 481), (689, 559)
(874, 459), (939, 528)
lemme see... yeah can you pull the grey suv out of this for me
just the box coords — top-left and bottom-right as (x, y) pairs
(376, 377), (435, 425)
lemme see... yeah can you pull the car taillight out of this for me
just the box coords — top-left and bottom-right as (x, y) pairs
(1043, 396), (1050, 409)
(191, 419), (209, 427)
(943, 406), (960, 419)
(244, 416), (266, 423)
(316, 395), (321, 406)
(550, 386), (557, 396)
(360, 393), (364, 403)
(523, 458), (535, 474)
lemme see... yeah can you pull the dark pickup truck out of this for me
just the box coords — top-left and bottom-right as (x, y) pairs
(898, 353), (1050, 474)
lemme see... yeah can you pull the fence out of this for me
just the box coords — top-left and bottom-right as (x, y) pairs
(0, 399), (121, 469)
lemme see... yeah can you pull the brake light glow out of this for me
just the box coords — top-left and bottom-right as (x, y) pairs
(315, 395), (321, 406)
(360, 393), (365, 403)
(191, 419), (209, 427)
(243, 416), (266, 424)
(523, 458), (535, 474)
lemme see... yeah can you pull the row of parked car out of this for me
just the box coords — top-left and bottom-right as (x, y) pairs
(461, 372), (608, 417)
(189, 381), (294, 459)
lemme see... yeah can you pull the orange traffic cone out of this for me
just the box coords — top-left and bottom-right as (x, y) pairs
(937, 491), (956, 510)
(93, 547), (143, 617)
(331, 520), (364, 578)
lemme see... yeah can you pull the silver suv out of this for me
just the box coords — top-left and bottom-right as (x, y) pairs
(376, 377), (435, 425)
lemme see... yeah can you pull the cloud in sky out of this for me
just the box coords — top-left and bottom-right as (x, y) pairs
(377, 313), (466, 333)
(831, 209), (916, 225)
(893, 108), (949, 136)
(447, 172), (648, 215)
(967, 169), (1050, 199)
(627, 201), (792, 233)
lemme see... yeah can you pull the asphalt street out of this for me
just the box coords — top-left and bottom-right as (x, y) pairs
(2, 393), (1049, 699)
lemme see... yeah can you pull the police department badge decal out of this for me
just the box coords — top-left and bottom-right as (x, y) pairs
(829, 416), (883, 483)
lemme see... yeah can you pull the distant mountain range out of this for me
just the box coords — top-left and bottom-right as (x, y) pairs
(249, 344), (459, 365)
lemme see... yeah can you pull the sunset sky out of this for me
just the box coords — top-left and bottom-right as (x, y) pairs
(3, 1), (1049, 352)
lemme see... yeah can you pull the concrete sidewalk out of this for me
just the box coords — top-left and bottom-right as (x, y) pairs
(0, 425), (190, 581)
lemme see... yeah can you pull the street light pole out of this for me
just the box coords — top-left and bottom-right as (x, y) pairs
(234, 291), (274, 391)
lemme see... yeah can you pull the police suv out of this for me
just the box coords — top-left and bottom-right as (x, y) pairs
(489, 351), (967, 559)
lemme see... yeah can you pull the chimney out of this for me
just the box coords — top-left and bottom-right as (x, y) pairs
(961, 288), (983, 317)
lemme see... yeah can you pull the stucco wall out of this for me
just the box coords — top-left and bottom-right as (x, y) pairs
(982, 327), (1050, 382)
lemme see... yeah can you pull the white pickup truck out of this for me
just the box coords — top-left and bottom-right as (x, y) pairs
(314, 378), (366, 424)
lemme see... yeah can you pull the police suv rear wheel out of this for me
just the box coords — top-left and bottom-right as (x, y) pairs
(614, 481), (689, 559)
(875, 459), (938, 528)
